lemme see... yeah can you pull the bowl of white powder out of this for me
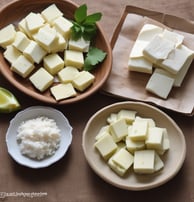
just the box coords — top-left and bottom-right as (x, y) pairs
(6, 106), (72, 168)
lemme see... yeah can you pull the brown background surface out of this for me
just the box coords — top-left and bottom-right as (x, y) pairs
(0, 0), (194, 202)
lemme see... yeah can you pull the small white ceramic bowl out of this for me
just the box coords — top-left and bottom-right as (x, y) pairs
(82, 101), (186, 190)
(6, 106), (73, 168)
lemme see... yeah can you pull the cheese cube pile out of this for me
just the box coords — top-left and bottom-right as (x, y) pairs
(0, 4), (95, 101)
(94, 109), (170, 176)
(128, 24), (194, 99)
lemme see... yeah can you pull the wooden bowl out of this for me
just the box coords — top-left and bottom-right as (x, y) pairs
(0, 0), (112, 104)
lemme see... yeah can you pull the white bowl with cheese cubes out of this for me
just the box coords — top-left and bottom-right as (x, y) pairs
(0, 0), (112, 104)
(82, 101), (186, 190)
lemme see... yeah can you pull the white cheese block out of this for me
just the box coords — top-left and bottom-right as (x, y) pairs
(94, 133), (118, 160)
(11, 55), (35, 78)
(41, 4), (63, 25)
(50, 83), (77, 101)
(51, 32), (67, 53)
(72, 71), (95, 91)
(107, 113), (118, 124)
(154, 152), (164, 172)
(58, 66), (79, 83)
(95, 126), (110, 141)
(117, 109), (137, 124)
(3, 45), (22, 64)
(0, 24), (16, 48)
(134, 150), (155, 174)
(29, 67), (54, 92)
(109, 119), (128, 143)
(129, 40), (149, 58)
(69, 37), (90, 52)
(18, 18), (32, 39)
(135, 116), (156, 128)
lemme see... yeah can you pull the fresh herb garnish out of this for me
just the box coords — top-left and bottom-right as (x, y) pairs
(84, 47), (107, 71)
(71, 4), (102, 41)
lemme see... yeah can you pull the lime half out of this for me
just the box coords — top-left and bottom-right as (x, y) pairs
(0, 87), (20, 113)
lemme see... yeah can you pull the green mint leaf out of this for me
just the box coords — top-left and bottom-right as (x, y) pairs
(84, 47), (107, 71)
(84, 13), (102, 24)
(74, 4), (87, 23)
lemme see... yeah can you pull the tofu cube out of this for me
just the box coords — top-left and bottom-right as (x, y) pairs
(69, 37), (90, 52)
(58, 66), (79, 83)
(117, 109), (137, 124)
(11, 55), (35, 78)
(23, 40), (47, 64)
(13, 31), (31, 52)
(51, 32), (67, 53)
(108, 148), (134, 176)
(29, 67), (54, 92)
(154, 152), (164, 172)
(50, 83), (77, 101)
(53, 16), (73, 39)
(41, 4), (63, 25)
(4, 45), (22, 64)
(109, 119), (128, 143)
(134, 150), (155, 174)
(72, 71), (95, 92)
(107, 113), (118, 124)
(43, 53), (64, 75)
(18, 18), (32, 39)
(0, 24), (16, 48)
(135, 116), (156, 128)
(95, 126), (110, 141)
(94, 133), (118, 160)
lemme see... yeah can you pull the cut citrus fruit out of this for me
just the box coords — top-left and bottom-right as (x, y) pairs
(0, 87), (20, 113)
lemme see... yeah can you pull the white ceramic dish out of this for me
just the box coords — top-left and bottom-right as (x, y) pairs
(82, 101), (186, 190)
(6, 106), (72, 168)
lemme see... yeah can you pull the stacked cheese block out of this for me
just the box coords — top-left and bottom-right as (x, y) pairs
(0, 4), (95, 101)
(94, 110), (170, 176)
(128, 24), (194, 99)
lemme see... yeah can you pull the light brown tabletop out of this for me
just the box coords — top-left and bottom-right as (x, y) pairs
(0, 0), (194, 202)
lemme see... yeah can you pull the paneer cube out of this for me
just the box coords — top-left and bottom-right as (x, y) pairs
(107, 113), (118, 124)
(117, 109), (137, 124)
(154, 152), (164, 172)
(4, 45), (22, 64)
(51, 33), (67, 53)
(95, 126), (110, 141)
(135, 116), (156, 128)
(29, 67), (54, 92)
(18, 18), (32, 39)
(69, 37), (90, 52)
(58, 66), (79, 83)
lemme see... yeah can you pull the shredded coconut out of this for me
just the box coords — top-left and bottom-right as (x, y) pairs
(16, 116), (61, 160)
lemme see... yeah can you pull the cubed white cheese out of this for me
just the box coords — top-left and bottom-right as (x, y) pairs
(95, 126), (110, 141)
(117, 109), (137, 124)
(107, 113), (118, 124)
(69, 37), (90, 52)
(58, 66), (79, 83)
(18, 18), (32, 39)
(154, 152), (164, 172)
(3, 45), (22, 64)
(135, 116), (156, 128)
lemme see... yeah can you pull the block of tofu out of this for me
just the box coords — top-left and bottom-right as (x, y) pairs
(146, 127), (164, 150)
(146, 68), (175, 99)
(3, 45), (22, 64)
(50, 83), (77, 101)
(43, 53), (64, 75)
(11, 55), (35, 78)
(94, 133), (118, 160)
(69, 37), (90, 52)
(12, 31), (31, 52)
(58, 66), (79, 83)
(51, 32), (67, 53)
(129, 40), (149, 58)
(135, 116), (156, 128)
(109, 119), (128, 143)
(117, 109), (137, 124)
(143, 35), (175, 63)
(108, 148), (134, 176)
(18, 18), (32, 39)
(154, 152), (164, 172)
(134, 150), (155, 174)
(95, 126), (110, 141)
(34, 24), (57, 53)
(129, 120), (148, 141)
(72, 71), (95, 91)
(53, 16), (73, 39)
(64, 50), (84, 70)
(107, 113), (118, 124)
(0, 24), (16, 48)
(128, 57), (153, 74)
(25, 12), (45, 33)
(29, 67), (54, 92)
(23, 40), (47, 64)
(41, 4), (63, 25)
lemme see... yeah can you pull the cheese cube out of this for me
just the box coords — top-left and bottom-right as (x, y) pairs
(51, 33), (67, 53)
(95, 126), (110, 141)
(117, 109), (137, 124)
(50, 83), (77, 101)
(0, 24), (16, 48)
(53, 16), (73, 39)
(109, 119), (128, 143)
(143, 35), (175, 63)
(130, 40), (149, 58)
(146, 127), (164, 150)
(23, 40), (47, 64)
(25, 12), (45, 33)
(72, 71), (95, 92)
(41, 4), (63, 25)
(18, 18), (32, 39)
(58, 66), (79, 83)
(129, 120), (148, 141)
(94, 133), (118, 160)
(43, 53), (64, 75)
(3, 45), (22, 64)
(107, 113), (118, 124)
(154, 152), (164, 172)
(108, 148), (134, 176)
(146, 68), (175, 99)
(69, 37), (90, 52)
(135, 116), (156, 128)
(134, 150), (155, 174)
(12, 31), (31, 52)
(64, 50), (84, 69)
(11, 55), (34, 78)
(29, 67), (54, 92)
